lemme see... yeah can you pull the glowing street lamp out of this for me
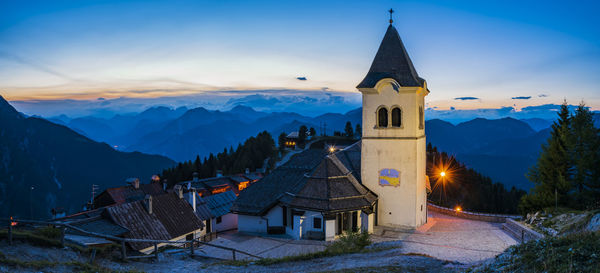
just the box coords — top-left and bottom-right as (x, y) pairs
(328, 146), (336, 153)
(440, 171), (446, 177)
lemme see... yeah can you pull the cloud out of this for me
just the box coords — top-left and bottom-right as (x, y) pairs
(296, 77), (307, 81)
(538, 94), (549, 97)
(454, 97), (479, 101)
(512, 96), (532, 100)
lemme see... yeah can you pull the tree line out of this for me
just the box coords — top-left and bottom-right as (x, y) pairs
(520, 101), (600, 213)
(161, 131), (276, 188)
(427, 143), (527, 214)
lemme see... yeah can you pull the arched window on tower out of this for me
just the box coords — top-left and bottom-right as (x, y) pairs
(377, 107), (388, 128)
(419, 106), (424, 129)
(391, 107), (402, 127)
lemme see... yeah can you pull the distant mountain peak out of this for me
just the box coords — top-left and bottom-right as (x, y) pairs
(230, 105), (257, 113)
(0, 94), (22, 119)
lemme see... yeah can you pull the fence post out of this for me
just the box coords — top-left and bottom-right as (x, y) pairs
(154, 243), (159, 261)
(60, 227), (66, 247)
(89, 248), (97, 264)
(232, 250), (236, 261)
(7, 220), (12, 246)
(190, 239), (195, 257)
(121, 241), (126, 260)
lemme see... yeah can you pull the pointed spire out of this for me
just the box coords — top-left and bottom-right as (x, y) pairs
(357, 22), (424, 89)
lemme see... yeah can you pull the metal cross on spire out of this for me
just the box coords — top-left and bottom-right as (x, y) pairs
(388, 8), (394, 24)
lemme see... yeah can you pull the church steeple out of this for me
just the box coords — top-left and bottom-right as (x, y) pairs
(356, 24), (424, 89)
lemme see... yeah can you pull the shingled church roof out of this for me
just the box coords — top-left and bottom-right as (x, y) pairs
(232, 142), (377, 215)
(357, 25), (425, 89)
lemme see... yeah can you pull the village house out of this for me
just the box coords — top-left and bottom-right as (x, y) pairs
(232, 142), (377, 240)
(232, 21), (431, 239)
(56, 180), (205, 253)
(180, 185), (238, 238)
(92, 177), (166, 209)
(178, 171), (263, 197)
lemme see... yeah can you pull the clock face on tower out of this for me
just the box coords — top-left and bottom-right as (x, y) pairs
(379, 168), (400, 187)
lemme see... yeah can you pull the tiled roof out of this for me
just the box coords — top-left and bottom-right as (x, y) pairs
(280, 153), (377, 213)
(194, 195), (213, 221)
(95, 182), (164, 208)
(107, 193), (204, 251)
(232, 144), (377, 215)
(204, 191), (237, 218)
(357, 25), (425, 89)
(54, 208), (129, 237)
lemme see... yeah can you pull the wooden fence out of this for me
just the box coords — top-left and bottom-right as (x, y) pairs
(2, 218), (261, 261)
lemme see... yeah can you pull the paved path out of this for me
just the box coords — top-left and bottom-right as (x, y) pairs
(195, 232), (326, 260)
(372, 211), (518, 264)
(197, 211), (516, 264)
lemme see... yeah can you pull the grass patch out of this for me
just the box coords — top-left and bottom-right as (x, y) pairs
(0, 228), (62, 247)
(0, 250), (139, 273)
(477, 231), (600, 273)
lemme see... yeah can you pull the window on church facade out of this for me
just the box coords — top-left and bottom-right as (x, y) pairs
(419, 106), (424, 129)
(391, 107), (401, 127)
(377, 107), (388, 127)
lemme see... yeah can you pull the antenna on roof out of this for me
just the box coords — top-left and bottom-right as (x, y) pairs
(388, 8), (394, 24)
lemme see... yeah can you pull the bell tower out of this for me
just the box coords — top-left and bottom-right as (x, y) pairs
(358, 11), (429, 228)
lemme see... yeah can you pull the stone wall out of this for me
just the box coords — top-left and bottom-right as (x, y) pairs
(427, 203), (521, 223)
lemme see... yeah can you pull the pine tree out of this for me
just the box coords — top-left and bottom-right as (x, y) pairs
(521, 101), (573, 212)
(355, 124), (362, 138)
(309, 127), (316, 138)
(298, 125), (308, 144)
(570, 102), (600, 208)
(344, 121), (354, 138)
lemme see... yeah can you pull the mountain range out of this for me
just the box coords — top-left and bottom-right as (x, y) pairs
(50, 104), (582, 191)
(0, 96), (175, 219)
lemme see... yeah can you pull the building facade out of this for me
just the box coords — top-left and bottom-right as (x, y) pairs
(357, 24), (430, 228)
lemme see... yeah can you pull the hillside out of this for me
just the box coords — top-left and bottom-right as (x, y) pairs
(0, 96), (175, 219)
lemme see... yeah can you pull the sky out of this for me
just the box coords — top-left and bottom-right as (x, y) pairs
(1, 0), (599, 117)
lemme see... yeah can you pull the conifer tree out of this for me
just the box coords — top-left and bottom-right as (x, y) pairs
(355, 124), (362, 138)
(344, 121), (354, 138)
(570, 102), (600, 207)
(521, 101), (573, 211)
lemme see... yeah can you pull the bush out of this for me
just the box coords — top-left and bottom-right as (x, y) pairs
(478, 231), (600, 272)
(327, 231), (371, 254)
(36, 226), (62, 239)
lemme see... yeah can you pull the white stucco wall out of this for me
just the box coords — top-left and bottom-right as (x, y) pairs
(237, 214), (267, 233)
(360, 80), (428, 228)
(215, 213), (238, 232)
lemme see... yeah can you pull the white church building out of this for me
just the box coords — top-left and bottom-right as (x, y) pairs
(232, 16), (430, 240)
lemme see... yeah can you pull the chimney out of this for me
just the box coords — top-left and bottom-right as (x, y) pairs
(174, 185), (183, 199)
(245, 168), (250, 175)
(128, 178), (140, 189)
(144, 195), (153, 214)
(216, 170), (223, 177)
(193, 172), (199, 182)
(188, 188), (197, 212)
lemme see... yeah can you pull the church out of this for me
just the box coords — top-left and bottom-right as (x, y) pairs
(232, 13), (430, 240)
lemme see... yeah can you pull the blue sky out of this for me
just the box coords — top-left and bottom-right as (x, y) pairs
(1, 0), (599, 116)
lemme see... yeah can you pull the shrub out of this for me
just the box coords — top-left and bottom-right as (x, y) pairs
(327, 231), (371, 254)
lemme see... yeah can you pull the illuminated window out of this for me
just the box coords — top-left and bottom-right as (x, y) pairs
(377, 107), (388, 128)
(211, 187), (228, 194)
(391, 107), (401, 127)
(238, 181), (249, 191)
